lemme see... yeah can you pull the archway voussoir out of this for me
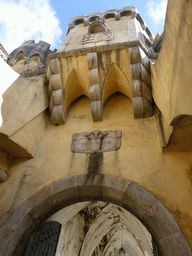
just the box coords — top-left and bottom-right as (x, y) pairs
(32, 195), (59, 221)
(77, 174), (103, 201)
(51, 176), (79, 208)
(122, 182), (157, 219)
(28, 184), (54, 208)
(0, 225), (21, 256)
(101, 175), (131, 206)
(158, 231), (192, 256)
(3, 199), (36, 235)
(143, 200), (181, 241)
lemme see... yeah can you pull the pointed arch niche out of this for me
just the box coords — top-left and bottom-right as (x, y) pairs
(102, 63), (132, 113)
(102, 63), (132, 105)
(64, 68), (90, 112)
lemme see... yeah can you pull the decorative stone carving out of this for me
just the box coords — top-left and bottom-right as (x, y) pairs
(129, 46), (153, 118)
(80, 18), (113, 44)
(87, 52), (103, 121)
(47, 58), (66, 125)
(71, 130), (122, 153)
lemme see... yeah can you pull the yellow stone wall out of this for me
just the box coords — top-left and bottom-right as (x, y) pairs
(151, 0), (192, 143)
(1, 0), (192, 251)
(0, 93), (192, 245)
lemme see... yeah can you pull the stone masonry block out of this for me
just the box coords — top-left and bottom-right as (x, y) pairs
(158, 231), (192, 256)
(101, 175), (131, 206)
(3, 200), (37, 235)
(77, 174), (103, 201)
(142, 200), (181, 241)
(122, 182), (157, 220)
(51, 176), (79, 208)
(0, 225), (21, 256)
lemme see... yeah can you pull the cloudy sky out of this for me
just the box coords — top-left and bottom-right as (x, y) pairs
(0, 0), (168, 54)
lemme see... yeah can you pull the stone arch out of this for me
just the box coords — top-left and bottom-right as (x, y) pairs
(102, 63), (132, 106)
(64, 68), (90, 112)
(0, 174), (191, 256)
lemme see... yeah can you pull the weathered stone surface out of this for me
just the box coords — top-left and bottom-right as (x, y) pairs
(77, 174), (102, 200)
(1, 176), (192, 255)
(51, 176), (79, 208)
(123, 182), (157, 218)
(142, 200), (181, 241)
(71, 130), (122, 153)
(87, 52), (103, 122)
(80, 18), (113, 44)
(3, 199), (36, 235)
(101, 175), (131, 205)
(47, 57), (65, 125)
(68, 6), (153, 42)
(0, 225), (21, 256)
(158, 231), (192, 256)
(8, 40), (52, 67)
(129, 46), (153, 118)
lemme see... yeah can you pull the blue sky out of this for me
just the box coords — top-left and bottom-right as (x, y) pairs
(0, 0), (168, 53)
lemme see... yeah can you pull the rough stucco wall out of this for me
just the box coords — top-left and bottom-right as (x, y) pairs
(152, 0), (192, 126)
(0, 94), (192, 247)
(0, 75), (48, 137)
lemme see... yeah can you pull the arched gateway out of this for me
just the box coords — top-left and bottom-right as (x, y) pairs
(1, 3), (192, 256)
(0, 174), (191, 255)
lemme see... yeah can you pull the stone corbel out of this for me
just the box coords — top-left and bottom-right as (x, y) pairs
(47, 58), (66, 125)
(129, 46), (153, 118)
(0, 150), (9, 183)
(87, 52), (103, 121)
(0, 169), (8, 183)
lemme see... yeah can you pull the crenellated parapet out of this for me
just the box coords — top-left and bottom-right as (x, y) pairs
(68, 6), (153, 42)
(7, 40), (53, 77)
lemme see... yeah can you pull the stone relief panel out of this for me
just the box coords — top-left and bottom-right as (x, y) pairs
(71, 130), (122, 153)
(80, 18), (113, 44)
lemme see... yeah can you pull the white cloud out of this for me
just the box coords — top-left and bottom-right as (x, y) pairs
(0, 58), (19, 126)
(0, 0), (63, 53)
(147, 0), (168, 26)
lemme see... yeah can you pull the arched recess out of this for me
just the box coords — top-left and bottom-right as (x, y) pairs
(102, 63), (132, 106)
(0, 174), (191, 256)
(164, 114), (192, 151)
(64, 68), (90, 113)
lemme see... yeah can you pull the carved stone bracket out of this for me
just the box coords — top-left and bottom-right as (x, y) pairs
(129, 46), (153, 118)
(87, 52), (103, 121)
(71, 130), (122, 153)
(47, 58), (66, 125)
